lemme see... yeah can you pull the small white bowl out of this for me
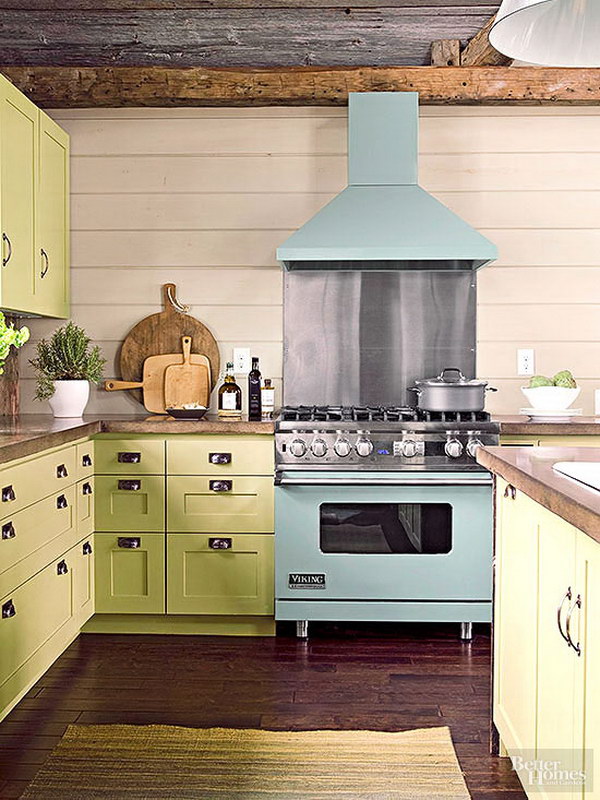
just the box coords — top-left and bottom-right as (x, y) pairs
(521, 386), (581, 411)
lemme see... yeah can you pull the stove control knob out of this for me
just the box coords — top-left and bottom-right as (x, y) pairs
(334, 437), (352, 457)
(355, 437), (374, 458)
(311, 438), (328, 458)
(289, 438), (307, 458)
(401, 439), (418, 458)
(445, 438), (464, 459)
(466, 438), (484, 458)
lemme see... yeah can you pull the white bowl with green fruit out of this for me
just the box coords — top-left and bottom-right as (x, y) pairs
(521, 371), (580, 411)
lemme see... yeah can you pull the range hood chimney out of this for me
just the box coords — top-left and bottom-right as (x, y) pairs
(277, 92), (497, 272)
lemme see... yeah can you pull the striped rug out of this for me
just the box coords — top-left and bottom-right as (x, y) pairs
(22, 724), (470, 799)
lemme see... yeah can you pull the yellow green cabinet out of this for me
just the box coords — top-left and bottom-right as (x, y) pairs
(167, 533), (274, 615)
(76, 478), (94, 537)
(94, 532), (165, 614)
(167, 436), (274, 476)
(94, 475), (164, 532)
(71, 537), (94, 626)
(0, 442), (77, 517)
(94, 439), (165, 476)
(167, 476), (274, 533)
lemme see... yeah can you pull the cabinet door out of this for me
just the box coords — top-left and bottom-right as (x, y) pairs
(94, 475), (164, 532)
(71, 537), (94, 626)
(36, 111), (69, 318)
(94, 532), (165, 614)
(0, 76), (37, 314)
(536, 509), (579, 800)
(494, 479), (540, 754)
(167, 533), (274, 615)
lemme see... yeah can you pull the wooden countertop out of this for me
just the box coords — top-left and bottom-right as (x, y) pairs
(477, 445), (600, 544)
(494, 415), (600, 436)
(0, 414), (274, 465)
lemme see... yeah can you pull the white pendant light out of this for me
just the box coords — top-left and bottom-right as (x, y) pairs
(489, 0), (600, 67)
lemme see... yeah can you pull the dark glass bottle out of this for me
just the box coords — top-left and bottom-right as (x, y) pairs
(248, 356), (262, 421)
(217, 361), (242, 418)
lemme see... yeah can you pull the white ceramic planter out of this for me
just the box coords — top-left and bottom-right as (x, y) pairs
(48, 380), (90, 418)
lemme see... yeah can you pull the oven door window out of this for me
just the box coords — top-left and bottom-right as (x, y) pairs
(319, 503), (452, 554)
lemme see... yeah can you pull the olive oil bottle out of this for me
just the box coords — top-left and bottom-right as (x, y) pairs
(248, 356), (262, 421)
(217, 361), (242, 418)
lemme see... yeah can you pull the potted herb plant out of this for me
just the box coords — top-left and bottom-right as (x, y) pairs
(30, 322), (106, 418)
(0, 312), (30, 373)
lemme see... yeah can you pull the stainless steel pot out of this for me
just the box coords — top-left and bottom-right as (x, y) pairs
(410, 368), (497, 412)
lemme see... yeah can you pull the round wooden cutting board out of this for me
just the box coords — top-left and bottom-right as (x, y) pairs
(119, 284), (220, 404)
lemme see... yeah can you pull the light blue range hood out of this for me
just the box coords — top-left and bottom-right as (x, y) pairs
(277, 92), (498, 272)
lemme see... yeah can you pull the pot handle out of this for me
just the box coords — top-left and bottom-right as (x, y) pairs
(438, 367), (465, 382)
(407, 387), (421, 394)
(486, 386), (498, 393)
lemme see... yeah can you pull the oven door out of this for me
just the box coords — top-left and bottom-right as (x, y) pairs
(275, 471), (493, 602)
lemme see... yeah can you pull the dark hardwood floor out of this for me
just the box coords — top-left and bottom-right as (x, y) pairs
(0, 623), (525, 799)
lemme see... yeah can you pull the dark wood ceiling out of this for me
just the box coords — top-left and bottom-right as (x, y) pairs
(0, 1), (501, 67)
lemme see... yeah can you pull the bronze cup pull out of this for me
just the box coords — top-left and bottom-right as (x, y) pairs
(118, 537), (141, 549)
(2, 521), (15, 540)
(118, 480), (141, 491)
(209, 537), (232, 550)
(210, 480), (232, 492)
(118, 452), (141, 464)
(2, 485), (16, 503)
(2, 599), (16, 619)
(56, 494), (69, 510)
(56, 464), (69, 479)
(56, 560), (69, 575)
(209, 452), (232, 465)
(82, 454), (92, 467)
(82, 541), (93, 556)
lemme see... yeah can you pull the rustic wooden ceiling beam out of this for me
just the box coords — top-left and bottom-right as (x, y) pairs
(3, 65), (600, 107)
(431, 40), (461, 67)
(460, 14), (511, 66)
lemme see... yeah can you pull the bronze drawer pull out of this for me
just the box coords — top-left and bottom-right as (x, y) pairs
(82, 454), (92, 467)
(210, 480), (232, 492)
(209, 537), (232, 550)
(56, 464), (69, 479)
(118, 537), (140, 549)
(2, 232), (12, 267)
(566, 594), (582, 656)
(82, 541), (93, 556)
(557, 587), (572, 644)
(56, 560), (68, 575)
(2, 521), (15, 540)
(56, 494), (69, 510)
(2, 485), (16, 503)
(503, 484), (516, 500)
(118, 452), (141, 464)
(2, 599), (15, 619)
(209, 452), (232, 465)
(118, 479), (141, 491)
(82, 482), (93, 495)
(41, 248), (49, 278)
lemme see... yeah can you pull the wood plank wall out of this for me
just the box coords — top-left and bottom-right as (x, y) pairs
(21, 105), (600, 416)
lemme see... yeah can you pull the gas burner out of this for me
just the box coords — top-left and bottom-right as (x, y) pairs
(419, 410), (492, 423)
(279, 405), (491, 424)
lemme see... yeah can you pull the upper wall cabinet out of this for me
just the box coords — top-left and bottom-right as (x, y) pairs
(0, 75), (69, 319)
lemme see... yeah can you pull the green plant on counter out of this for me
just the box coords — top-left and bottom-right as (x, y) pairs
(30, 322), (106, 400)
(0, 312), (30, 374)
(528, 370), (577, 389)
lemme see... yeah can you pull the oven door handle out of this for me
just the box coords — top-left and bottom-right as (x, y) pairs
(275, 476), (493, 487)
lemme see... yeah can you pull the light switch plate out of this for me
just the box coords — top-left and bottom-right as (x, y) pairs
(233, 347), (251, 374)
(517, 348), (535, 376)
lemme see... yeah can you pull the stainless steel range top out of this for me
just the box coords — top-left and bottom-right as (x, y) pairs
(275, 405), (499, 472)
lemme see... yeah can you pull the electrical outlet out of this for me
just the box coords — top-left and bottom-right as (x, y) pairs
(517, 348), (535, 376)
(233, 347), (251, 374)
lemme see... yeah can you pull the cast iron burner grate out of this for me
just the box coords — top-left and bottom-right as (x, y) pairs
(280, 406), (492, 423)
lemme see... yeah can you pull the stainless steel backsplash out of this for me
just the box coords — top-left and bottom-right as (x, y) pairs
(283, 271), (476, 407)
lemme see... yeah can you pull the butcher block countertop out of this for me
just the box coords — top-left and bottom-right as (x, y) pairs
(494, 415), (600, 436)
(477, 445), (600, 544)
(0, 414), (275, 465)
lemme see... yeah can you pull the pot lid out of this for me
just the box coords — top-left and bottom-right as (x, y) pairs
(415, 368), (488, 387)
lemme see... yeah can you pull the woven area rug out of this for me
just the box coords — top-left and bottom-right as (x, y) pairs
(21, 724), (470, 799)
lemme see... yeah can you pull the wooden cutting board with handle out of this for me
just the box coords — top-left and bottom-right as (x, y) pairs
(164, 336), (211, 409)
(119, 283), (220, 407)
(104, 353), (183, 414)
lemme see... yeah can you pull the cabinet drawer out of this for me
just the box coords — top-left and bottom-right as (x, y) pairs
(167, 533), (274, 615)
(0, 486), (76, 599)
(167, 476), (274, 533)
(71, 537), (94, 626)
(167, 436), (274, 476)
(94, 439), (165, 475)
(76, 442), (94, 481)
(95, 475), (164, 532)
(0, 554), (74, 707)
(0, 444), (76, 517)
(94, 532), (165, 614)
(76, 478), (95, 537)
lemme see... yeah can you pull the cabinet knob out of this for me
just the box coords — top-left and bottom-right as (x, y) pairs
(118, 479), (141, 491)
(118, 452), (141, 464)
(56, 464), (69, 479)
(1, 521), (15, 540)
(209, 480), (232, 492)
(82, 454), (93, 467)
(56, 494), (69, 510)
(2, 599), (15, 619)
(82, 482), (93, 495)
(56, 560), (68, 575)
(118, 537), (141, 549)
(209, 452), (232, 465)
(2, 485), (16, 503)
(82, 541), (93, 556)
(209, 537), (232, 550)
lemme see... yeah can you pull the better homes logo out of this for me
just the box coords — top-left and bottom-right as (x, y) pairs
(288, 573), (326, 589)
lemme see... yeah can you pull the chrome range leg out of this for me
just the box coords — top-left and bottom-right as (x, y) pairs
(296, 620), (309, 639)
(460, 622), (473, 641)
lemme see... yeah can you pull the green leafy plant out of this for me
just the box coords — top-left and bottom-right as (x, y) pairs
(0, 313), (30, 374)
(30, 322), (106, 401)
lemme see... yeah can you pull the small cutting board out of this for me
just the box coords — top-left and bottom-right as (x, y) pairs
(105, 352), (186, 414)
(164, 336), (211, 409)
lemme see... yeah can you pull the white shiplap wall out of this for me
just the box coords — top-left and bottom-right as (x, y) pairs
(22, 105), (600, 415)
